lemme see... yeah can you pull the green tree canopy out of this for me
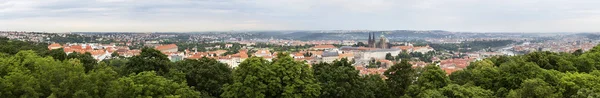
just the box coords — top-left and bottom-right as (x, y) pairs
(384, 60), (415, 96)
(106, 71), (202, 98)
(175, 58), (232, 97)
(123, 47), (172, 75)
(313, 58), (371, 98)
(222, 53), (321, 98)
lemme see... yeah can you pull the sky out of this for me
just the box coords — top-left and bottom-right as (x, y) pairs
(1, 0), (600, 32)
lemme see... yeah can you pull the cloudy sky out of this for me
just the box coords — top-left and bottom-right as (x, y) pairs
(1, 0), (600, 32)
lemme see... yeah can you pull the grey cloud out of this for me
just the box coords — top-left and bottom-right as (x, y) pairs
(2, 0), (600, 32)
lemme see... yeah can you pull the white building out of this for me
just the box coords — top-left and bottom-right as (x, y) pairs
(360, 49), (402, 60)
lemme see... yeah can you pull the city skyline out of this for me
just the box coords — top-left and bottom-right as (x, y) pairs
(2, 0), (600, 32)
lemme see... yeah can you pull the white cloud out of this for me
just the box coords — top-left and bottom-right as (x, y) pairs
(1, 0), (600, 32)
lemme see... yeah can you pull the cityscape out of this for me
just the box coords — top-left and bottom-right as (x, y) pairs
(2, 30), (599, 77)
(3, 0), (600, 98)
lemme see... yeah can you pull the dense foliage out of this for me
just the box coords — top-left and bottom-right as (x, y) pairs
(431, 40), (515, 52)
(2, 38), (600, 97)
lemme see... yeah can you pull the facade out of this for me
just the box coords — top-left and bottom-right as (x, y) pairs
(320, 50), (340, 63)
(368, 32), (376, 48)
(377, 34), (389, 49)
(392, 44), (435, 53)
(360, 49), (402, 60)
(367, 32), (390, 49)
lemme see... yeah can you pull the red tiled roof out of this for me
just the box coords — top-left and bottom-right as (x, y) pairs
(338, 53), (354, 59)
(89, 50), (106, 56)
(442, 67), (460, 75)
(48, 43), (62, 50)
(294, 53), (304, 57)
(155, 44), (178, 50)
(71, 45), (83, 50)
(311, 45), (336, 49)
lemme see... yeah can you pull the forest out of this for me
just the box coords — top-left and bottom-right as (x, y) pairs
(1, 38), (600, 98)
(430, 40), (516, 52)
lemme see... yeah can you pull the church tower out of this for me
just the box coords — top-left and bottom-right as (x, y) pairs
(379, 34), (389, 49)
(368, 32), (376, 48)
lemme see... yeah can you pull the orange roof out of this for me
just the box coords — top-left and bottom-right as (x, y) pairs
(48, 43), (62, 50)
(311, 45), (336, 49)
(442, 67), (460, 75)
(155, 44), (178, 50)
(89, 50), (106, 56)
(357, 47), (376, 51)
(71, 45), (83, 50)
(294, 53), (304, 57)
(85, 45), (93, 50)
(239, 52), (248, 59)
(338, 53), (354, 59)
(309, 51), (323, 56)
(63, 47), (72, 52)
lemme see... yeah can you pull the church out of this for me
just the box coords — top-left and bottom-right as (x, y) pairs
(367, 32), (390, 49)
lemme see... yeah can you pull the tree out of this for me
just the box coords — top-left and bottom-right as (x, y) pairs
(106, 71), (202, 98)
(384, 60), (415, 96)
(416, 89), (446, 98)
(438, 84), (494, 98)
(507, 78), (561, 98)
(84, 63), (119, 97)
(559, 72), (600, 97)
(498, 59), (545, 90)
(269, 53), (321, 97)
(353, 42), (367, 47)
(66, 52), (97, 72)
(0, 71), (42, 97)
(0, 37), (48, 55)
(221, 57), (272, 98)
(111, 52), (119, 58)
(385, 53), (394, 61)
(524, 52), (577, 72)
(175, 58), (232, 97)
(47, 48), (67, 61)
(396, 52), (411, 61)
(415, 65), (451, 90)
(362, 75), (391, 98)
(222, 53), (321, 98)
(574, 53), (600, 73)
(313, 58), (370, 98)
(123, 47), (172, 75)
(450, 60), (501, 90)
(573, 49), (584, 56)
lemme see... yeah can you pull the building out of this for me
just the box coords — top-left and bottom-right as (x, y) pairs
(377, 34), (389, 49)
(367, 32), (390, 49)
(391, 44), (435, 53)
(361, 49), (402, 60)
(368, 32), (376, 48)
(413, 45), (435, 53)
(310, 44), (336, 50)
(48, 43), (62, 50)
(225, 44), (233, 48)
(254, 49), (274, 61)
(155, 44), (178, 53)
(321, 50), (340, 63)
